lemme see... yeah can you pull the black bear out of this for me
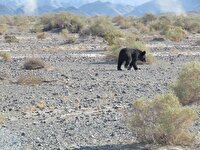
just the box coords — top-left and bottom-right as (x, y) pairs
(117, 48), (146, 70)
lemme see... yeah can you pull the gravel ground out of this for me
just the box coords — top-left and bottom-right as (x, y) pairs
(0, 31), (200, 150)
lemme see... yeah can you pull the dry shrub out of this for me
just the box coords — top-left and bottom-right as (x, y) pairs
(36, 100), (46, 110)
(0, 112), (5, 124)
(172, 61), (200, 105)
(174, 16), (200, 33)
(130, 93), (198, 145)
(17, 74), (44, 85)
(61, 29), (78, 44)
(112, 16), (131, 29)
(23, 59), (46, 70)
(4, 34), (19, 43)
(13, 16), (30, 32)
(37, 32), (47, 39)
(142, 13), (157, 25)
(0, 52), (11, 61)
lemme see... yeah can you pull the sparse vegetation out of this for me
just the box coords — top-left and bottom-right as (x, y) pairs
(0, 24), (7, 35)
(0, 112), (5, 124)
(163, 26), (187, 42)
(130, 92), (198, 145)
(23, 59), (46, 70)
(0, 52), (11, 61)
(61, 29), (78, 44)
(17, 74), (44, 85)
(4, 34), (19, 43)
(172, 61), (200, 105)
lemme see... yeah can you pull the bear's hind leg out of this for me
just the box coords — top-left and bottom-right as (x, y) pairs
(117, 60), (123, 70)
(124, 58), (131, 68)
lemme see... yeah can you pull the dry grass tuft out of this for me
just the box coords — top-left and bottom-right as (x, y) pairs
(37, 32), (47, 39)
(0, 52), (11, 61)
(17, 74), (44, 85)
(0, 112), (5, 124)
(4, 34), (19, 43)
(23, 59), (46, 70)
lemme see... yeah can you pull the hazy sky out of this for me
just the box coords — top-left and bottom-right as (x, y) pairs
(95, 0), (152, 6)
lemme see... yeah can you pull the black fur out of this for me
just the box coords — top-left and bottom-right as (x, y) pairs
(117, 48), (146, 71)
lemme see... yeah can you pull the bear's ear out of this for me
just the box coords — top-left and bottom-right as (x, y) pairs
(142, 51), (146, 55)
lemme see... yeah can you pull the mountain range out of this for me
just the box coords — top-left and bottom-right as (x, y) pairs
(0, 0), (199, 16)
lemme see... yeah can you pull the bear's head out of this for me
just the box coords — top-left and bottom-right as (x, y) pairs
(138, 51), (146, 62)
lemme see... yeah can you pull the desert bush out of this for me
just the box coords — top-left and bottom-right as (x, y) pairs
(61, 29), (69, 38)
(31, 23), (43, 33)
(0, 24), (7, 35)
(130, 92), (198, 145)
(17, 74), (44, 85)
(61, 29), (78, 44)
(174, 16), (200, 33)
(163, 26), (187, 42)
(85, 17), (123, 45)
(4, 34), (19, 43)
(40, 13), (85, 33)
(172, 61), (200, 105)
(0, 52), (11, 61)
(23, 59), (46, 70)
(13, 16), (29, 32)
(37, 32), (47, 39)
(142, 13), (157, 25)
(150, 16), (171, 33)
(112, 16), (131, 29)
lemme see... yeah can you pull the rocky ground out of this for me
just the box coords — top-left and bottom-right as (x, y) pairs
(0, 30), (200, 150)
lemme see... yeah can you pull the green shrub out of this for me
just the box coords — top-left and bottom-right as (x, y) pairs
(85, 17), (123, 45)
(31, 23), (43, 33)
(172, 61), (200, 105)
(163, 26), (187, 42)
(0, 52), (11, 61)
(0, 24), (7, 35)
(174, 16), (200, 33)
(130, 93), (198, 145)
(150, 16), (171, 33)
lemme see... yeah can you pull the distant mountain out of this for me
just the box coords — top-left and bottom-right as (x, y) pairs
(126, 0), (200, 16)
(126, 1), (159, 16)
(0, 4), (15, 15)
(0, 0), (199, 16)
(79, 1), (134, 16)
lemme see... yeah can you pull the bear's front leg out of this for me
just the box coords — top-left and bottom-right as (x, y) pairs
(133, 63), (140, 70)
